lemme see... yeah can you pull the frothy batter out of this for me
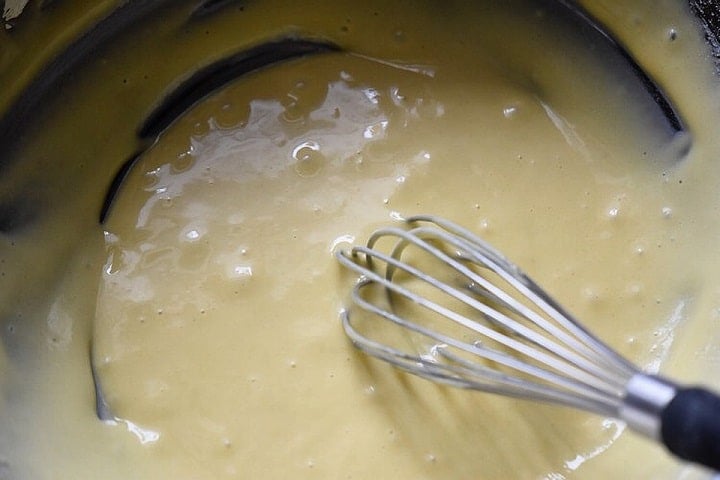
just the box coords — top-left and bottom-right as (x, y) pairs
(2, 0), (720, 478)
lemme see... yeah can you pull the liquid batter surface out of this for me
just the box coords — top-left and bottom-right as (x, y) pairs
(2, 1), (720, 479)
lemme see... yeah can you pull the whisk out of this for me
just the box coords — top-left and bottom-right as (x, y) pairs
(336, 214), (720, 471)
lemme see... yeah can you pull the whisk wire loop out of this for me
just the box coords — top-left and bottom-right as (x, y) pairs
(408, 215), (636, 375)
(340, 302), (619, 415)
(346, 239), (624, 396)
(380, 224), (631, 387)
(336, 223), (631, 414)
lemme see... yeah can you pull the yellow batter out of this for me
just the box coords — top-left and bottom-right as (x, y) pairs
(2, 1), (720, 479)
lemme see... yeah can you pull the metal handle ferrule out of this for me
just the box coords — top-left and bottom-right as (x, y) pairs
(619, 373), (678, 440)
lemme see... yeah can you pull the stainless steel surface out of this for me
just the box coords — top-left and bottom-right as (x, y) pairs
(620, 374), (677, 439)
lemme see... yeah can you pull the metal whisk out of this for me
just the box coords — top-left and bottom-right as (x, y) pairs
(336, 214), (720, 471)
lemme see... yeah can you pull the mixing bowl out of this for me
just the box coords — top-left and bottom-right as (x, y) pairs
(2, 1), (720, 478)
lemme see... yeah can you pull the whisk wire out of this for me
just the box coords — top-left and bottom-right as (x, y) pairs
(354, 244), (616, 389)
(358, 225), (631, 391)
(382, 225), (629, 387)
(339, 280), (619, 415)
(337, 242), (625, 413)
(338, 215), (720, 471)
(408, 215), (637, 376)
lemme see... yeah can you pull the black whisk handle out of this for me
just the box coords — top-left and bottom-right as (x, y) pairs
(661, 387), (720, 471)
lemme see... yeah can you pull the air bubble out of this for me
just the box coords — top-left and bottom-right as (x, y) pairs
(363, 120), (388, 139)
(292, 140), (325, 177)
(172, 152), (195, 173)
(180, 225), (206, 242)
(231, 265), (252, 277)
(390, 86), (405, 106)
(192, 120), (210, 137)
(413, 150), (431, 164)
(213, 102), (246, 129)
(503, 105), (518, 118)
(362, 87), (380, 104)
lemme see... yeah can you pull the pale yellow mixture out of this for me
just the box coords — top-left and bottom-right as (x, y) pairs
(2, 1), (720, 479)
